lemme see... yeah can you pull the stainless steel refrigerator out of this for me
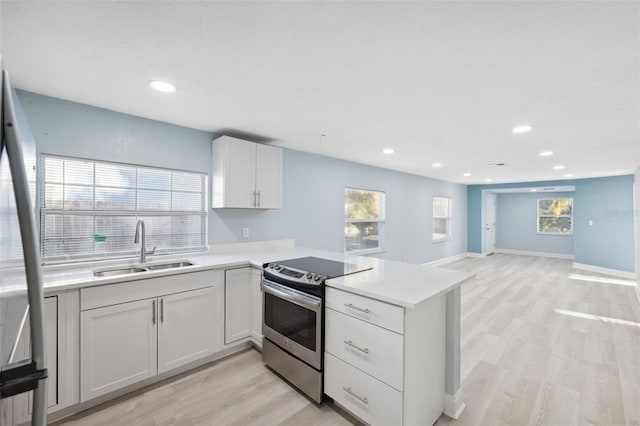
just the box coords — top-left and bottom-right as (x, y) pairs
(0, 60), (48, 425)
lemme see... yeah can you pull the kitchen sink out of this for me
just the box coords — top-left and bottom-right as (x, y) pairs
(93, 261), (194, 277)
(93, 267), (148, 277)
(146, 261), (194, 270)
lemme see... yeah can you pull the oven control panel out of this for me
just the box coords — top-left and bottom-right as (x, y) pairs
(265, 263), (327, 285)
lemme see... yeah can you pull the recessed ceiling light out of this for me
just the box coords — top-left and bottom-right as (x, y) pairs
(382, 148), (395, 155)
(564, 174), (573, 178)
(539, 151), (553, 157)
(530, 189), (538, 192)
(463, 172), (471, 177)
(149, 80), (176, 93)
(553, 165), (565, 170)
(432, 163), (442, 168)
(484, 178), (492, 183)
(512, 124), (532, 134)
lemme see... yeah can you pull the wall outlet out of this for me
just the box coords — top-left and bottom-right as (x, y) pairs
(242, 226), (250, 239)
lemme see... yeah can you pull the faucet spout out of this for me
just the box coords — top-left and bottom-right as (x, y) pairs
(134, 220), (147, 263)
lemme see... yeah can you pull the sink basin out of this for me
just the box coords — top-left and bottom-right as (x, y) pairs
(93, 261), (194, 277)
(146, 261), (194, 271)
(93, 267), (147, 277)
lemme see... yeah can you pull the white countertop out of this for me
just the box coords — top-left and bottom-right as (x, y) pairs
(42, 240), (474, 309)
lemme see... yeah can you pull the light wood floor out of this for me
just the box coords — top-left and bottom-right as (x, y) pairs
(56, 254), (640, 426)
(437, 254), (640, 426)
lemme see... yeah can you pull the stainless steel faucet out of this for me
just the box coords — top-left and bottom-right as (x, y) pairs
(134, 220), (156, 263)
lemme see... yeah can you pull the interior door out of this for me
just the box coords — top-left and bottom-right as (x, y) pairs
(484, 192), (496, 255)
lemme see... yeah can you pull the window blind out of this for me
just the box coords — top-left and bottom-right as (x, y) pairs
(40, 155), (207, 263)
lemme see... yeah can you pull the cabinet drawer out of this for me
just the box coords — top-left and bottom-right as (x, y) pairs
(325, 308), (403, 390)
(326, 287), (404, 334)
(325, 352), (402, 426)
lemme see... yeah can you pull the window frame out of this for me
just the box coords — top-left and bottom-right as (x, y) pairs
(38, 154), (208, 264)
(536, 197), (573, 235)
(432, 196), (452, 242)
(344, 187), (386, 254)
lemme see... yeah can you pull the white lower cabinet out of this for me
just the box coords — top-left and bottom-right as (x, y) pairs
(325, 353), (402, 426)
(250, 268), (263, 345)
(80, 276), (217, 402)
(324, 287), (447, 426)
(81, 298), (157, 401)
(325, 308), (404, 391)
(224, 268), (252, 344)
(158, 287), (215, 373)
(12, 291), (80, 425)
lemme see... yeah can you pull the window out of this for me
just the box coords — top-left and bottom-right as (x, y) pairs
(40, 155), (207, 263)
(433, 196), (452, 241)
(344, 187), (385, 253)
(537, 198), (573, 234)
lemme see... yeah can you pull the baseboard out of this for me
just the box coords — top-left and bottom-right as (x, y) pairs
(495, 248), (574, 260)
(444, 388), (466, 419)
(465, 252), (487, 258)
(572, 262), (636, 280)
(423, 253), (468, 266)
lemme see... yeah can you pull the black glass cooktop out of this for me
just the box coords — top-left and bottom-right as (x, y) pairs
(276, 256), (371, 278)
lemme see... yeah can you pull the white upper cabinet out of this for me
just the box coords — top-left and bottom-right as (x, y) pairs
(212, 135), (282, 209)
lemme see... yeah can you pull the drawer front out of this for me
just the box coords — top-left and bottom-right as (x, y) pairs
(325, 287), (404, 334)
(325, 352), (402, 426)
(325, 308), (404, 390)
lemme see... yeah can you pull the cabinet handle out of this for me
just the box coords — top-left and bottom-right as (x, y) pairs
(344, 303), (370, 314)
(252, 191), (257, 207)
(152, 300), (156, 325)
(342, 387), (368, 404)
(257, 191), (261, 207)
(344, 340), (369, 354)
(160, 298), (164, 323)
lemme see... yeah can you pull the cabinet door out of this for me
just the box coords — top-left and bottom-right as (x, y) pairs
(224, 268), (252, 344)
(223, 136), (256, 208)
(255, 144), (282, 209)
(12, 296), (59, 425)
(158, 287), (214, 374)
(80, 299), (157, 401)
(250, 268), (263, 344)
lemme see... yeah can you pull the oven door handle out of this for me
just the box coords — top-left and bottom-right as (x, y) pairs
(261, 281), (321, 311)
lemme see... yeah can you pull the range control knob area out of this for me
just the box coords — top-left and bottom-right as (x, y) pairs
(269, 263), (282, 271)
(313, 275), (321, 281)
(306, 273), (313, 279)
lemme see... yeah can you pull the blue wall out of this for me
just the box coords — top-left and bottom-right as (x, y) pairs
(17, 90), (468, 264)
(573, 175), (635, 272)
(496, 192), (574, 255)
(469, 176), (635, 272)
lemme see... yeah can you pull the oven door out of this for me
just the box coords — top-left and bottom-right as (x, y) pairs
(262, 279), (322, 370)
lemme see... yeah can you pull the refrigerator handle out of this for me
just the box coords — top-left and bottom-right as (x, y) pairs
(2, 70), (48, 426)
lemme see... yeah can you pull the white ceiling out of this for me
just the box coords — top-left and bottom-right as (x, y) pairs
(1, 1), (638, 184)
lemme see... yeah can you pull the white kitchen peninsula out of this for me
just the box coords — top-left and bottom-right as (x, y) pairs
(33, 240), (472, 425)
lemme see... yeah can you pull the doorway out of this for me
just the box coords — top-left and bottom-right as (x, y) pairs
(484, 192), (496, 255)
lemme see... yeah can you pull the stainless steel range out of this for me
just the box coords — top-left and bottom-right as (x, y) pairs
(261, 256), (371, 402)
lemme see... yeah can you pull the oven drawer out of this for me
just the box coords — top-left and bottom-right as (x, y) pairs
(325, 308), (404, 390)
(325, 352), (402, 426)
(325, 287), (404, 334)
